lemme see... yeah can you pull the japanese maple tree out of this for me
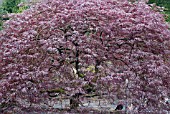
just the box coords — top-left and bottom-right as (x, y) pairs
(0, 0), (170, 113)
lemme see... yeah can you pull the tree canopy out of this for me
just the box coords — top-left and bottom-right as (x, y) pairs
(0, 0), (170, 113)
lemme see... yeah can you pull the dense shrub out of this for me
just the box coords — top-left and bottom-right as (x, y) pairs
(0, 0), (170, 113)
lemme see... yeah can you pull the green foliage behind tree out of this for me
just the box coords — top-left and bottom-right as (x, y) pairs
(148, 0), (170, 9)
(0, 0), (30, 30)
(0, 7), (7, 30)
(148, 0), (170, 22)
(2, 0), (21, 13)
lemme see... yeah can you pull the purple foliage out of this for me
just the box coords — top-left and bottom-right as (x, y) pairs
(0, 0), (170, 113)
